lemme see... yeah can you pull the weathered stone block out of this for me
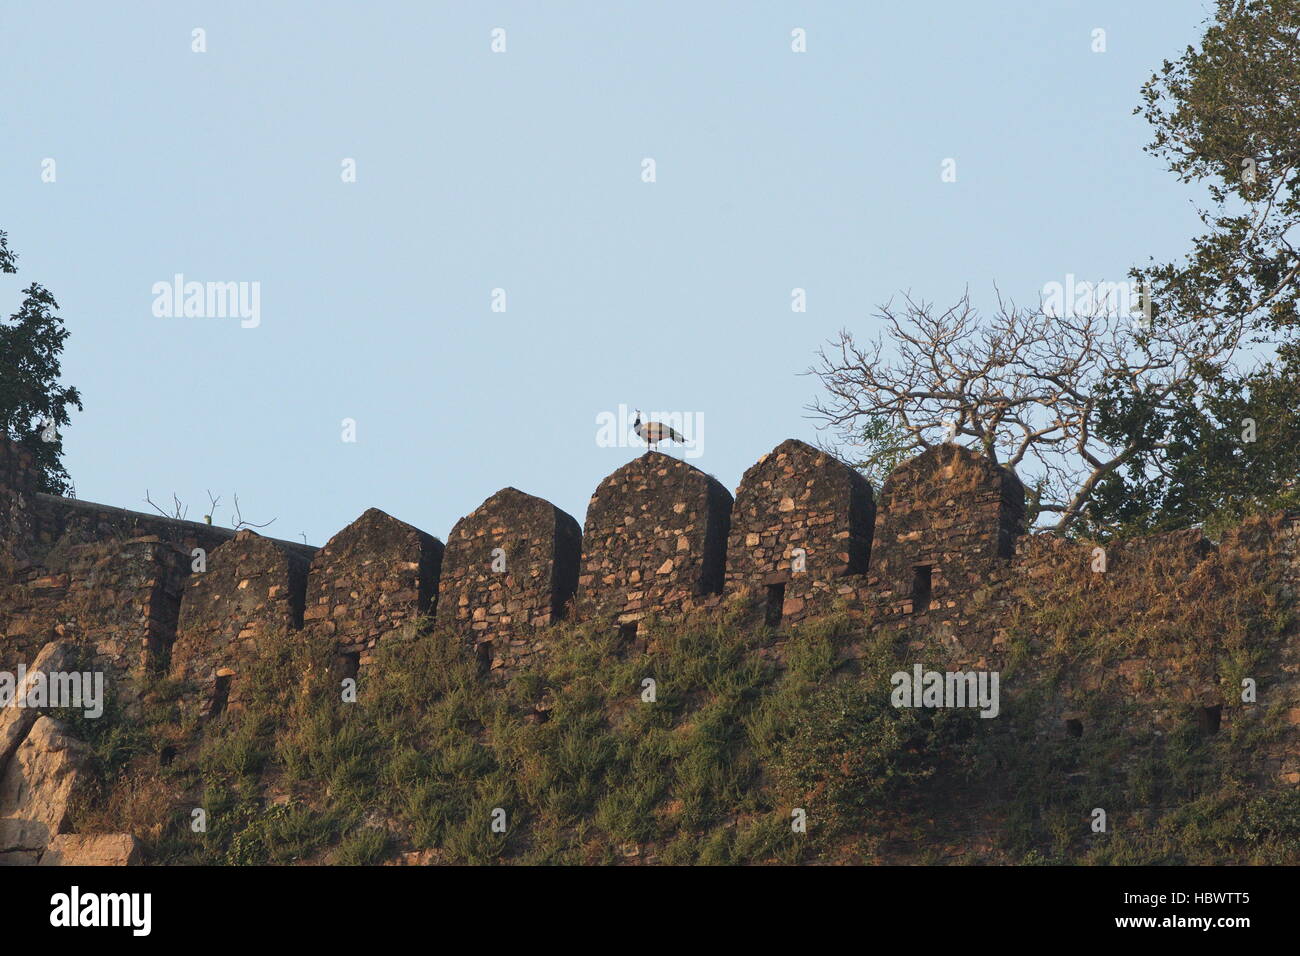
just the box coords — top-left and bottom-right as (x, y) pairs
(39, 832), (142, 866)
(0, 717), (93, 858)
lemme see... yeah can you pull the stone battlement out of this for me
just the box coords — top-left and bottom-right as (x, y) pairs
(0, 433), (1297, 735)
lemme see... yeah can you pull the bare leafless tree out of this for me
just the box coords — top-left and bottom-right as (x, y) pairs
(204, 490), (222, 525)
(143, 489), (275, 532)
(144, 490), (187, 521)
(807, 289), (1251, 531)
(230, 492), (274, 531)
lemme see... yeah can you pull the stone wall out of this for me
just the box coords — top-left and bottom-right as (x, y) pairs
(726, 438), (874, 624)
(1217, 513), (1300, 786)
(867, 443), (1025, 624)
(304, 508), (442, 670)
(0, 432), (1296, 800)
(576, 453), (733, 625)
(0, 439), (315, 692)
(436, 488), (581, 672)
(2, 430), (1300, 866)
(170, 530), (310, 719)
(0, 538), (189, 681)
(0, 438), (41, 570)
(29, 494), (306, 566)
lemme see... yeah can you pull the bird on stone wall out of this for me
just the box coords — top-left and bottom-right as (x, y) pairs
(633, 410), (685, 454)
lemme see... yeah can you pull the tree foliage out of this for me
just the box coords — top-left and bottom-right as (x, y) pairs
(0, 230), (82, 494)
(1097, 0), (1300, 534)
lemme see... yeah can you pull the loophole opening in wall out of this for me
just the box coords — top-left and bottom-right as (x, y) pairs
(911, 565), (932, 613)
(1198, 705), (1222, 736)
(618, 622), (638, 642)
(1065, 718), (1083, 738)
(209, 675), (232, 721)
(764, 583), (786, 627)
(338, 651), (361, 682)
(474, 640), (493, 674)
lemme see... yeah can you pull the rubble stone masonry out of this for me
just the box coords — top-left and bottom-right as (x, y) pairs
(726, 438), (875, 624)
(304, 507), (442, 670)
(170, 530), (311, 719)
(436, 488), (580, 672)
(0, 431), (1297, 833)
(867, 443), (1025, 623)
(576, 452), (732, 624)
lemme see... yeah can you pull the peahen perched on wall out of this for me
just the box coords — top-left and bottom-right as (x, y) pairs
(633, 409), (686, 454)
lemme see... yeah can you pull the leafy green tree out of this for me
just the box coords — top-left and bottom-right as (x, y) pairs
(1091, 359), (1300, 536)
(1092, 0), (1300, 535)
(1134, 0), (1300, 342)
(0, 230), (82, 494)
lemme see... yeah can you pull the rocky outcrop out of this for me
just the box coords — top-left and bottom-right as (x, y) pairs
(0, 640), (77, 773)
(0, 717), (94, 864)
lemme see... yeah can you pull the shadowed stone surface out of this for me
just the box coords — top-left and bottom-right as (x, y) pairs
(0, 438), (40, 571)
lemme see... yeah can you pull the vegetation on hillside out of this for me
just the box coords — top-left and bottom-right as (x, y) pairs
(60, 546), (1299, 866)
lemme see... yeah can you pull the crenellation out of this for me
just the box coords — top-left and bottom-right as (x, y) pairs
(0, 537), (190, 686)
(435, 488), (580, 673)
(867, 444), (1025, 623)
(576, 452), (732, 625)
(170, 529), (311, 719)
(304, 507), (443, 670)
(726, 438), (875, 625)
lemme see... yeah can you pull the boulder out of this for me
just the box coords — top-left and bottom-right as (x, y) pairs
(0, 716), (94, 858)
(39, 833), (142, 866)
(0, 640), (78, 776)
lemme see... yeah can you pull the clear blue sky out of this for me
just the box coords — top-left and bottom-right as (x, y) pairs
(1, 1), (1211, 546)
